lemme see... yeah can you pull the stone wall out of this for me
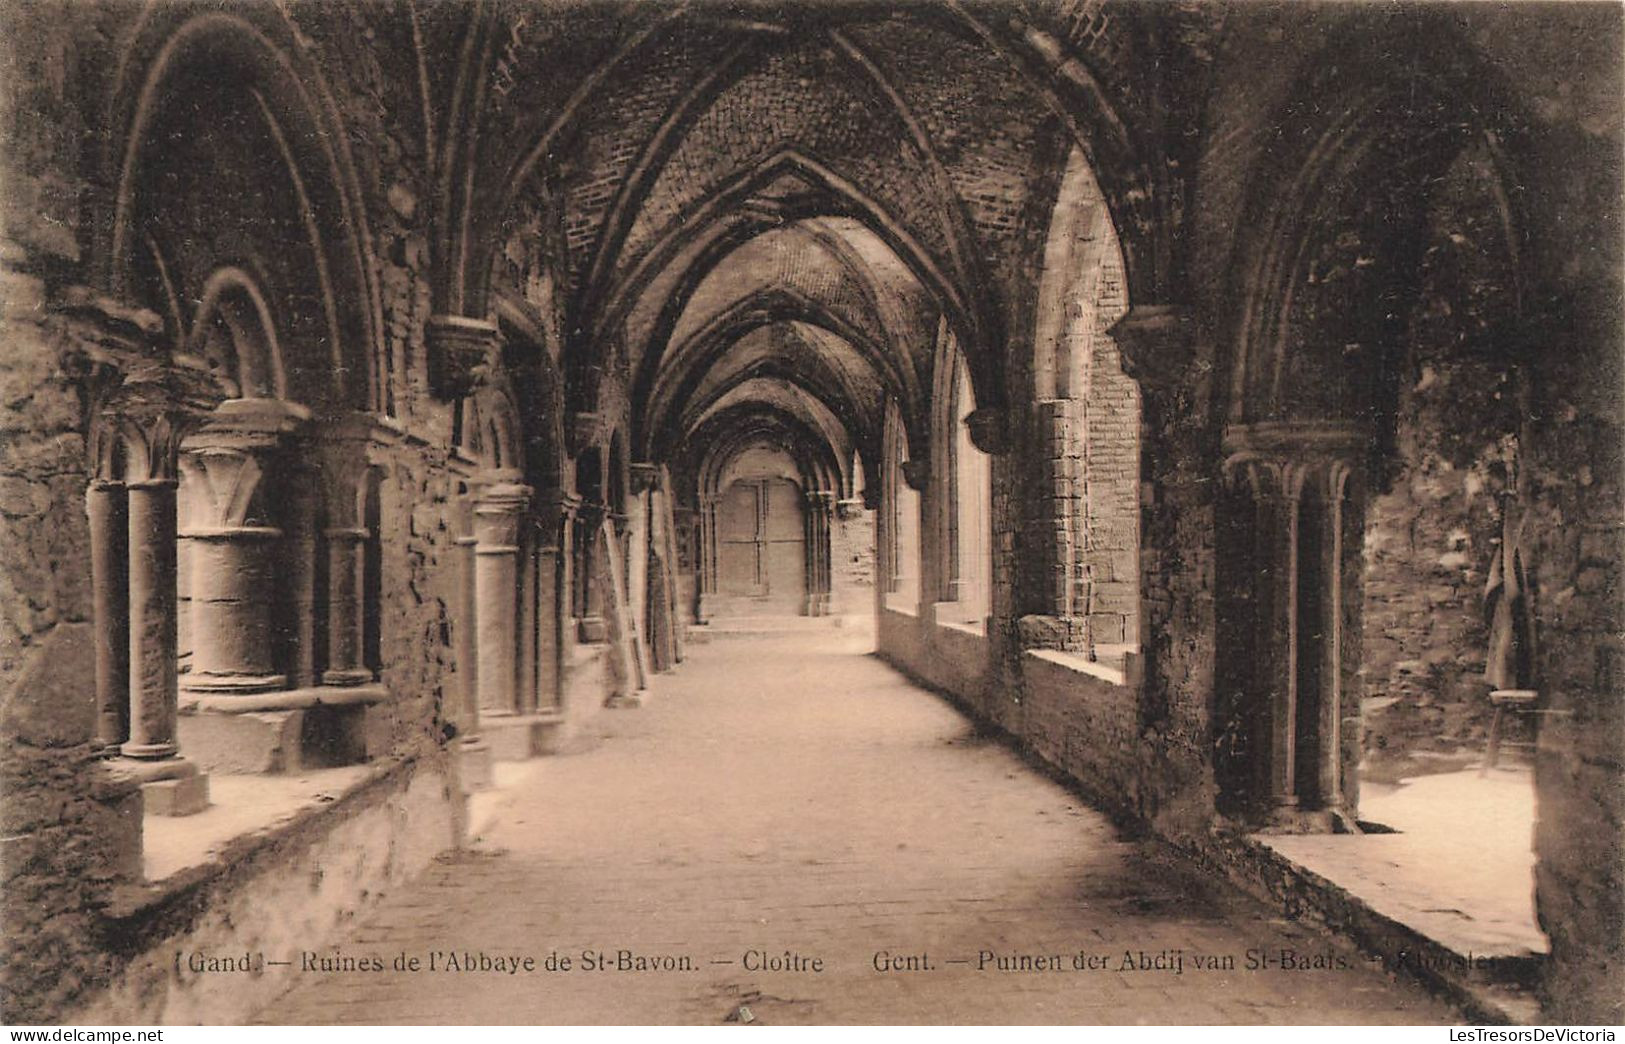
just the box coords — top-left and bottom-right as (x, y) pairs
(829, 509), (875, 616)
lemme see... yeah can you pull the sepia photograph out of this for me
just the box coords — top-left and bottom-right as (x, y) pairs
(0, 0), (1620, 1028)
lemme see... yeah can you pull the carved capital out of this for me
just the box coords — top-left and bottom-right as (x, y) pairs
(1221, 422), (1364, 503)
(861, 486), (882, 511)
(180, 399), (309, 529)
(900, 459), (930, 492)
(99, 364), (220, 484)
(836, 497), (864, 520)
(312, 412), (395, 527)
(1107, 305), (1197, 393)
(426, 314), (501, 401)
(963, 407), (1010, 455)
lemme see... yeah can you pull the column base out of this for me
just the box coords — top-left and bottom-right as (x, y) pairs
(481, 712), (568, 760)
(578, 616), (609, 643)
(106, 756), (210, 817)
(605, 691), (644, 710)
(1256, 804), (1339, 835)
(182, 672), (287, 695)
(322, 668), (375, 687)
(456, 738), (494, 792)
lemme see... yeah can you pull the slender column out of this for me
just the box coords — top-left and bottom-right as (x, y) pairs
(1224, 422), (1363, 822)
(87, 478), (129, 753)
(696, 494), (720, 622)
(318, 415), (392, 685)
(804, 490), (819, 615)
(534, 490), (579, 711)
(179, 400), (307, 694)
(811, 491), (834, 615)
(176, 475), (194, 680)
(577, 502), (608, 642)
(457, 523), (480, 732)
(125, 473), (180, 757)
(1225, 456), (1302, 809)
(1314, 459), (1355, 812)
(475, 477), (531, 716)
(104, 383), (211, 812)
(453, 490), (491, 789)
(284, 472), (320, 687)
(518, 522), (539, 714)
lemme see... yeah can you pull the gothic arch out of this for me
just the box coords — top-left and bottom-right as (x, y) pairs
(99, 7), (386, 413)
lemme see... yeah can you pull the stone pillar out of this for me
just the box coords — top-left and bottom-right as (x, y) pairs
(474, 476), (530, 718)
(1227, 457), (1303, 811)
(518, 521), (539, 714)
(1223, 423), (1362, 823)
(454, 491), (492, 789)
(126, 471), (181, 756)
(1313, 460), (1355, 813)
(284, 473), (320, 688)
(115, 402), (210, 815)
(535, 489), (580, 711)
(316, 416), (388, 686)
(179, 399), (308, 695)
(86, 477), (129, 754)
(577, 502), (609, 643)
(805, 490), (834, 616)
(696, 493), (720, 623)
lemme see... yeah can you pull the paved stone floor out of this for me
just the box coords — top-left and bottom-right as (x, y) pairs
(256, 631), (1458, 1025)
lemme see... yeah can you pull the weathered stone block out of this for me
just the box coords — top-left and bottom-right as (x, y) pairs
(141, 774), (209, 817)
(178, 710), (305, 774)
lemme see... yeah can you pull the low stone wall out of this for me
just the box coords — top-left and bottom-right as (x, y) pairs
(67, 755), (462, 1025)
(877, 608), (1140, 823)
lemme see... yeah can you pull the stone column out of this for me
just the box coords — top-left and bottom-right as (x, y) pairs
(1313, 460), (1354, 813)
(86, 477), (129, 754)
(806, 491), (834, 616)
(1222, 423), (1362, 822)
(695, 493), (720, 623)
(318, 416), (385, 686)
(534, 489), (580, 712)
(1228, 456), (1304, 811)
(577, 502), (608, 642)
(518, 520), (539, 715)
(126, 471), (181, 756)
(474, 475), (531, 717)
(179, 399), (308, 695)
(115, 401), (210, 814)
(454, 491), (492, 789)
(284, 472), (320, 688)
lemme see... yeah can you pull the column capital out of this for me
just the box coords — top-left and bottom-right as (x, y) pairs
(1107, 304), (1198, 393)
(534, 487), (584, 520)
(861, 486), (882, 511)
(473, 473), (533, 515)
(1222, 421), (1364, 501)
(836, 497), (864, 520)
(426, 314), (502, 401)
(629, 462), (663, 494)
(901, 460), (930, 492)
(569, 411), (606, 455)
(963, 407), (1011, 455)
(99, 367), (219, 484)
(180, 399), (310, 531)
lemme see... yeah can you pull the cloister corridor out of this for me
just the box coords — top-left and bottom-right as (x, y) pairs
(253, 630), (1454, 1026)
